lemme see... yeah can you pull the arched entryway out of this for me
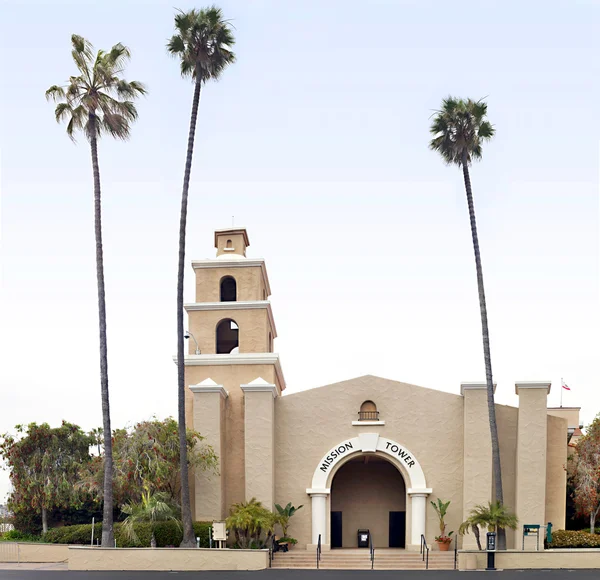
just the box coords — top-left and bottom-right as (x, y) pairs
(330, 455), (406, 548)
(306, 433), (431, 550)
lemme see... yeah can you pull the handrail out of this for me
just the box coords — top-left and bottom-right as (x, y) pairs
(268, 535), (275, 568)
(420, 534), (429, 570)
(317, 533), (322, 569)
(454, 539), (458, 570)
(369, 533), (374, 570)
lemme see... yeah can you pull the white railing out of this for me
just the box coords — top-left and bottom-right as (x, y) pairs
(0, 542), (19, 564)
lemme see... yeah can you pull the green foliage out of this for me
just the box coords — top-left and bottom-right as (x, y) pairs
(0, 422), (93, 531)
(572, 414), (600, 532)
(459, 501), (518, 537)
(279, 536), (298, 545)
(43, 521), (212, 547)
(274, 502), (303, 537)
(226, 498), (277, 549)
(121, 491), (180, 546)
(45, 35), (146, 142)
(549, 529), (600, 548)
(430, 498), (453, 541)
(78, 417), (218, 506)
(167, 7), (236, 81)
(0, 530), (42, 543)
(429, 97), (495, 167)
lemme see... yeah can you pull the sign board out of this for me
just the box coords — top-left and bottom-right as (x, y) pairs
(212, 521), (227, 541)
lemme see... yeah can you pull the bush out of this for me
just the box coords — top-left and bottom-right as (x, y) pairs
(548, 529), (600, 548)
(0, 530), (42, 543)
(43, 521), (213, 547)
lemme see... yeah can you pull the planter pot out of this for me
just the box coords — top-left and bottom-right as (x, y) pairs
(437, 541), (451, 551)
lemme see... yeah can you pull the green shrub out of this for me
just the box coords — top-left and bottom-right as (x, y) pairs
(0, 530), (42, 543)
(549, 529), (600, 548)
(43, 521), (213, 547)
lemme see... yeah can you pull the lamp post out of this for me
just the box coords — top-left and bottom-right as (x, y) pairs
(184, 331), (200, 355)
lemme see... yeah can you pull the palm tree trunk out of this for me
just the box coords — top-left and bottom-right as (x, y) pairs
(461, 150), (505, 550)
(89, 115), (115, 548)
(177, 66), (203, 548)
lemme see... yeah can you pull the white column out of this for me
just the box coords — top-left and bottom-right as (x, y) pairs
(310, 493), (328, 545)
(409, 492), (428, 546)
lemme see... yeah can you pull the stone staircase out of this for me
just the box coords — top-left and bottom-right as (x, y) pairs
(271, 548), (455, 570)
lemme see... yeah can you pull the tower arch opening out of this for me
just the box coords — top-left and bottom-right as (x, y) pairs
(216, 318), (239, 354)
(220, 276), (237, 302)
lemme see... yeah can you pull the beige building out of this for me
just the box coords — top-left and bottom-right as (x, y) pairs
(182, 227), (578, 551)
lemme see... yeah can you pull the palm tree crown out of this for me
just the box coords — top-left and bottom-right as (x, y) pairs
(167, 6), (236, 81)
(46, 35), (146, 141)
(429, 97), (494, 166)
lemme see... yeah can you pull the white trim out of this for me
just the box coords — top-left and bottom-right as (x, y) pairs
(189, 383), (228, 398)
(460, 382), (497, 395)
(407, 488), (433, 496)
(174, 353), (286, 391)
(515, 381), (551, 394)
(306, 488), (330, 495)
(240, 384), (278, 398)
(222, 248), (237, 252)
(351, 420), (385, 426)
(184, 301), (277, 338)
(191, 258), (271, 296)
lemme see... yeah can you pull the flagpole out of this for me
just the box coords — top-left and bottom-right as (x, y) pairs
(560, 377), (563, 408)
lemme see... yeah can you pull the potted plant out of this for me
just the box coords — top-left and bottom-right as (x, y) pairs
(458, 501), (518, 550)
(431, 498), (454, 551)
(275, 502), (303, 550)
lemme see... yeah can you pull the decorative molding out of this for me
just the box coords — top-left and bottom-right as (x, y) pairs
(174, 353), (286, 392)
(306, 488), (331, 496)
(191, 258), (271, 296)
(460, 382), (497, 395)
(240, 377), (278, 398)
(407, 488), (433, 496)
(184, 301), (277, 338)
(352, 420), (385, 426)
(189, 379), (228, 398)
(515, 381), (551, 395)
(214, 227), (250, 248)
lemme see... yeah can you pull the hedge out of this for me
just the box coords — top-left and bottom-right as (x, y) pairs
(43, 521), (212, 548)
(548, 529), (600, 548)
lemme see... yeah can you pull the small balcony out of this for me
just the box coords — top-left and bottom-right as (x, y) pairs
(357, 410), (379, 421)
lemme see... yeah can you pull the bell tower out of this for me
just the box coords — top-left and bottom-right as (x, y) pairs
(182, 227), (285, 522)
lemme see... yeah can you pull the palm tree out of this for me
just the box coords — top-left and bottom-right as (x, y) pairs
(46, 35), (146, 547)
(121, 490), (180, 548)
(459, 502), (518, 550)
(429, 98), (506, 548)
(167, 7), (235, 547)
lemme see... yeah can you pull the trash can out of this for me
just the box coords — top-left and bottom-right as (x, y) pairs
(357, 529), (370, 548)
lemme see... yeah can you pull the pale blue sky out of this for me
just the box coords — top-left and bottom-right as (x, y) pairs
(0, 0), (599, 502)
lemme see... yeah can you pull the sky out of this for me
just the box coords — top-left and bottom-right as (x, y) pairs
(0, 0), (599, 503)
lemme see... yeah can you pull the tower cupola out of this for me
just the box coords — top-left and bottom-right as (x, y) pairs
(215, 227), (250, 258)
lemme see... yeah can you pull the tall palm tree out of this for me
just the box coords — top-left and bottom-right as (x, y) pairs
(46, 35), (146, 547)
(429, 98), (506, 549)
(167, 7), (235, 547)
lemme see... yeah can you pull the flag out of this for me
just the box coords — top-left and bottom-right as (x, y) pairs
(562, 381), (571, 391)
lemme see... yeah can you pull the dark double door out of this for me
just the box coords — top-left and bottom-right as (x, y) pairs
(330, 511), (405, 548)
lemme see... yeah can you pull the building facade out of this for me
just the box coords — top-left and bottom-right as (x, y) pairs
(182, 227), (577, 551)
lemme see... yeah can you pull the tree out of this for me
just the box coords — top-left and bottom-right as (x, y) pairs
(79, 417), (218, 507)
(430, 498), (454, 543)
(0, 422), (93, 534)
(429, 98), (506, 548)
(226, 498), (277, 549)
(573, 415), (600, 533)
(458, 501), (518, 550)
(167, 6), (235, 547)
(121, 490), (180, 548)
(274, 502), (303, 538)
(46, 35), (146, 547)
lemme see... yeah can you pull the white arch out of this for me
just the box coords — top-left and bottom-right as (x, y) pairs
(306, 433), (431, 549)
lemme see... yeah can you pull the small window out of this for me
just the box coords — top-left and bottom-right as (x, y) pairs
(226, 239), (232, 248)
(220, 276), (236, 302)
(358, 401), (378, 421)
(268, 332), (273, 353)
(216, 319), (239, 354)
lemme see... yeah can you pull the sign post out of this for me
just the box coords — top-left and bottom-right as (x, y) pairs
(486, 532), (496, 571)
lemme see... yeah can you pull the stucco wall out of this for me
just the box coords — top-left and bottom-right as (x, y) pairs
(547, 407), (580, 429)
(194, 265), (266, 303)
(187, 364), (277, 519)
(68, 547), (268, 571)
(331, 460), (405, 547)
(495, 404), (518, 548)
(0, 543), (69, 563)
(274, 375), (465, 549)
(546, 414), (567, 530)
(459, 549), (600, 570)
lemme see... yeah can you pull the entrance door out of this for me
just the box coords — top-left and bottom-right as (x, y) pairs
(389, 511), (406, 548)
(331, 511), (343, 548)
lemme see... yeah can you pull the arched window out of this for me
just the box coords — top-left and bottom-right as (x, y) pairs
(216, 319), (239, 354)
(226, 239), (232, 248)
(220, 276), (236, 302)
(358, 400), (378, 421)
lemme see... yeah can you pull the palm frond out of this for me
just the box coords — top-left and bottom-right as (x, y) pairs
(45, 85), (65, 102)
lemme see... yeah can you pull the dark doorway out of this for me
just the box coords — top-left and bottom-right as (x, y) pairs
(331, 511), (343, 548)
(389, 511), (406, 548)
(216, 319), (239, 354)
(220, 276), (236, 302)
